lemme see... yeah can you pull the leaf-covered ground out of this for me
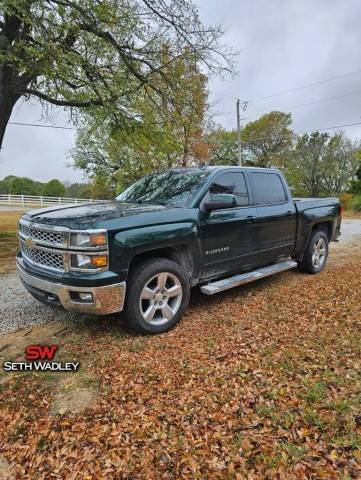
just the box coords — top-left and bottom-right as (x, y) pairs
(0, 244), (361, 479)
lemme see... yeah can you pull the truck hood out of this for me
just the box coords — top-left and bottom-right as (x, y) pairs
(23, 201), (168, 230)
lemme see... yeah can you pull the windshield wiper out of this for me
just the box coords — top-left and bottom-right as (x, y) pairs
(119, 199), (166, 206)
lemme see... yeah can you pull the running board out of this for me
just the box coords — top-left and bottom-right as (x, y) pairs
(201, 260), (298, 295)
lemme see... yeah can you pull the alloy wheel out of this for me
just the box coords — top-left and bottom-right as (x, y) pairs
(312, 237), (327, 268)
(139, 272), (183, 325)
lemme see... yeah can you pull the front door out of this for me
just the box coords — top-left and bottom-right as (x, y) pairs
(199, 171), (259, 279)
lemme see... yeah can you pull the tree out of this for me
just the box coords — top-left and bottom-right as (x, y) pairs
(0, 175), (40, 194)
(163, 53), (208, 167)
(240, 112), (294, 168)
(0, 175), (16, 193)
(349, 152), (361, 194)
(66, 182), (92, 199)
(322, 133), (360, 195)
(90, 173), (116, 199)
(206, 129), (238, 165)
(72, 109), (178, 191)
(292, 132), (330, 197)
(292, 132), (360, 197)
(72, 53), (209, 189)
(0, 0), (233, 150)
(43, 179), (66, 197)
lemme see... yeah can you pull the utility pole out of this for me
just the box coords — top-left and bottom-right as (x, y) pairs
(236, 99), (242, 166)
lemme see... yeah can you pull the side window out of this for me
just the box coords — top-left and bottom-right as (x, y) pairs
(209, 172), (249, 207)
(249, 173), (287, 205)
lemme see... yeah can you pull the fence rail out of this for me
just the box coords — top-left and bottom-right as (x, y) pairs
(0, 194), (99, 208)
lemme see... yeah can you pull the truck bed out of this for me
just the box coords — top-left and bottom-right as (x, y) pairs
(293, 196), (341, 251)
(293, 197), (340, 214)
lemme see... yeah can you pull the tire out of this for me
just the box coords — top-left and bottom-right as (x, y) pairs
(124, 257), (190, 334)
(298, 229), (329, 274)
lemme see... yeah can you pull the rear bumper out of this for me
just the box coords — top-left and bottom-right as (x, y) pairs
(17, 257), (126, 315)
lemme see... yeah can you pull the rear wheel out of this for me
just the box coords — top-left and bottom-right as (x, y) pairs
(124, 258), (190, 334)
(298, 230), (329, 274)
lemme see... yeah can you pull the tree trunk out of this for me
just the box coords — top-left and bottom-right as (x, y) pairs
(0, 95), (18, 151)
(0, 64), (22, 150)
(0, 18), (25, 151)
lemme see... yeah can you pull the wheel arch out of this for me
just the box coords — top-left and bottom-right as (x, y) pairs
(311, 220), (333, 241)
(293, 220), (332, 263)
(128, 244), (196, 285)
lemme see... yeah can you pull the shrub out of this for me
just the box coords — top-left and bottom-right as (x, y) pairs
(339, 193), (354, 209)
(349, 179), (361, 194)
(350, 195), (361, 211)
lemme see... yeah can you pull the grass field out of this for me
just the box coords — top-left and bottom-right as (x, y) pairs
(0, 212), (22, 275)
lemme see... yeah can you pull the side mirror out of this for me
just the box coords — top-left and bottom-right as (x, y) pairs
(203, 193), (237, 211)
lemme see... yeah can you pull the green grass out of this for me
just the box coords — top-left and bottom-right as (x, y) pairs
(0, 212), (22, 274)
(333, 434), (361, 451)
(302, 381), (327, 404)
(349, 195), (361, 212)
(277, 441), (307, 464)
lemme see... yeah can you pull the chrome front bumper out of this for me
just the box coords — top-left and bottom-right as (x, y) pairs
(17, 258), (126, 315)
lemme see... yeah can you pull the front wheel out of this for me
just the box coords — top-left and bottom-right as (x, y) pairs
(124, 258), (190, 334)
(298, 230), (329, 274)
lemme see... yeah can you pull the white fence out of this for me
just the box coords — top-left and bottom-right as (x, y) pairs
(0, 194), (99, 208)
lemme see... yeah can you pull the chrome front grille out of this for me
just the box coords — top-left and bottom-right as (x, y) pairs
(19, 222), (65, 246)
(18, 218), (108, 273)
(20, 240), (64, 272)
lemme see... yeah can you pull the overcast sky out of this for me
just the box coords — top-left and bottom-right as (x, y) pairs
(1, 0), (361, 183)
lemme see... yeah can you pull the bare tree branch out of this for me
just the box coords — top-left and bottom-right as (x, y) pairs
(24, 88), (105, 107)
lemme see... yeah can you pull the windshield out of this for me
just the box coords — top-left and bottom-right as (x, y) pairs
(116, 169), (211, 207)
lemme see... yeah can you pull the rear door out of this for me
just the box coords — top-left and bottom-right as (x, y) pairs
(199, 171), (259, 279)
(247, 171), (297, 264)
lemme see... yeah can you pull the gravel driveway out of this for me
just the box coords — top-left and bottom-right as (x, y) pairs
(1, 219), (360, 336)
(335, 218), (361, 242)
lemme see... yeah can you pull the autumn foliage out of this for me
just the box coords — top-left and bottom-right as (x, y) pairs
(0, 244), (361, 479)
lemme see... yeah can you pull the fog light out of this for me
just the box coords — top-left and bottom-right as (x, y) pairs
(79, 292), (93, 301)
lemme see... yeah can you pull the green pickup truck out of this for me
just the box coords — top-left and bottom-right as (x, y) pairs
(17, 166), (342, 333)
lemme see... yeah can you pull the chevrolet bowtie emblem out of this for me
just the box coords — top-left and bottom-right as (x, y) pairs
(25, 238), (34, 248)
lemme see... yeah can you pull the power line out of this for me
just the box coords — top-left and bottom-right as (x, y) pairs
(13, 69), (361, 132)
(310, 120), (361, 132)
(243, 89), (361, 121)
(211, 70), (361, 135)
(247, 68), (361, 103)
(283, 89), (361, 111)
(211, 68), (361, 105)
(7, 118), (361, 144)
(8, 121), (76, 130)
(240, 121), (361, 146)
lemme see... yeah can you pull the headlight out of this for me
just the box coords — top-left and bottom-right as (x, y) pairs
(70, 253), (108, 270)
(70, 231), (107, 248)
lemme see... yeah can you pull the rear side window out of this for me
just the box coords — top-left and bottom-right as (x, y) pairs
(249, 173), (287, 205)
(210, 172), (249, 206)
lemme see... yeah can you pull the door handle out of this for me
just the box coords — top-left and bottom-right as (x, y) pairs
(246, 215), (256, 221)
(285, 211), (293, 216)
